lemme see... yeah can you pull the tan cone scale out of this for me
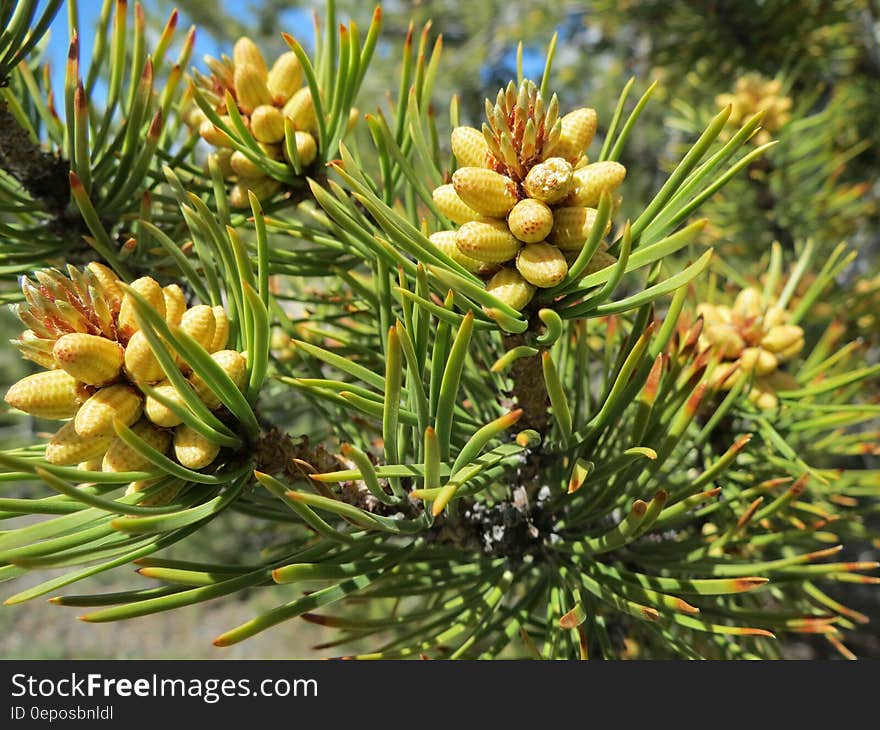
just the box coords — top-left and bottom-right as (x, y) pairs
(3, 264), (251, 473)
(428, 79), (627, 311)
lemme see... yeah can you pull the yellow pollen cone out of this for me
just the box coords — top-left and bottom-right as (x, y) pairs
(234, 64), (273, 114)
(53, 333), (124, 386)
(45, 420), (113, 466)
(549, 206), (611, 252)
(209, 307), (230, 352)
(267, 51), (303, 102)
(233, 37), (268, 79)
(451, 126), (490, 168)
(455, 220), (521, 263)
(179, 305), (217, 352)
(163, 285), (186, 327)
(522, 157), (573, 205)
(124, 330), (166, 384)
(251, 104), (286, 144)
(174, 424), (221, 469)
(4, 370), (87, 419)
(508, 198), (554, 243)
(485, 268), (535, 312)
(432, 184), (482, 225)
(190, 350), (247, 409)
(429, 231), (495, 275)
(283, 87), (317, 133)
(516, 243), (569, 288)
(74, 383), (143, 438)
(144, 381), (188, 428)
(452, 167), (518, 218)
(102, 420), (171, 473)
(118, 277), (165, 342)
(566, 161), (626, 208)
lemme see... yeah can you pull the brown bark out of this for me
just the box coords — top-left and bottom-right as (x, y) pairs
(502, 330), (549, 433)
(0, 98), (69, 213)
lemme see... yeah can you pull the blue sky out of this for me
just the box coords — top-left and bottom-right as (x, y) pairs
(44, 1), (315, 97)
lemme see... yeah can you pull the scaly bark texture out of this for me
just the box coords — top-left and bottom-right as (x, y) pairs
(0, 99), (69, 213)
(502, 329), (549, 433)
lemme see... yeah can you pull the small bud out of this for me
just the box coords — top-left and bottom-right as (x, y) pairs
(763, 305), (788, 330)
(429, 231), (496, 275)
(293, 130), (317, 166)
(234, 64), (273, 114)
(75, 383), (143, 438)
(124, 330), (166, 384)
(543, 108), (597, 162)
(566, 161), (626, 207)
(174, 424), (221, 469)
(485, 268), (535, 312)
(102, 420), (171, 473)
(207, 149), (235, 177)
(516, 243), (568, 288)
(230, 150), (263, 178)
(701, 324), (745, 359)
(698, 303), (733, 325)
(46, 420), (114, 466)
(259, 141), (283, 159)
(251, 104), (285, 143)
(233, 37), (268, 79)
(229, 177), (282, 208)
(455, 220), (521, 263)
(522, 157), (573, 205)
(432, 184), (482, 225)
(451, 126), (490, 168)
(739, 346), (778, 376)
(267, 51), (303, 102)
(283, 87), (317, 133)
(86, 262), (123, 313)
(184, 106), (208, 130)
(346, 107), (360, 134)
(761, 324), (804, 362)
(733, 287), (764, 319)
(199, 117), (234, 148)
(452, 167), (518, 218)
(549, 206), (611, 252)
(5, 370), (87, 419)
(508, 198), (554, 243)
(747, 384), (778, 411)
(118, 276), (165, 342)
(53, 333), (124, 386)
(163, 285), (186, 327)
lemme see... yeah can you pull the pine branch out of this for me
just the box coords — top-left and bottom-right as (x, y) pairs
(0, 97), (69, 213)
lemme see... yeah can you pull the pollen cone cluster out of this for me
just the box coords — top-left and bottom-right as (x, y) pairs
(430, 80), (626, 312)
(698, 286), (804, 410)
(184, 36), (324, 207)
(716, 74), (792, 146)
(4, 264), (247, 473)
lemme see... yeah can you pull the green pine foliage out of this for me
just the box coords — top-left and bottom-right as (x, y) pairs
(0, 0), (876, 659)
